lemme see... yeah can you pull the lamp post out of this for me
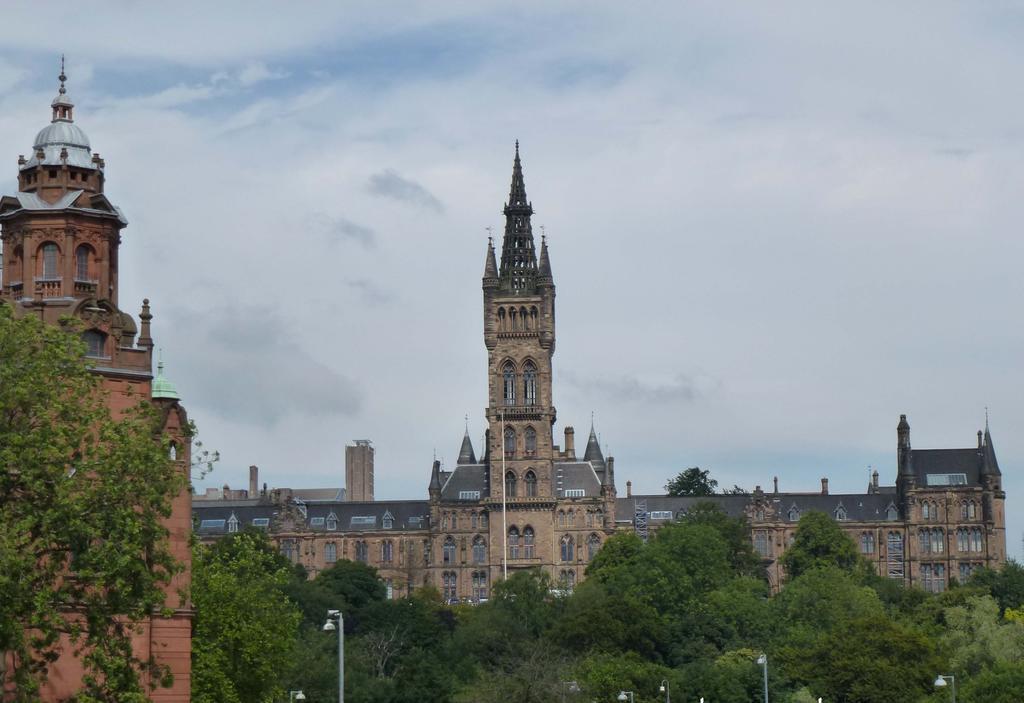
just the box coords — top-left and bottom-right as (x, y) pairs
(618, 691), (635, 703)
(659, 679), (670, 703)
(934, 674), (956, 703)
(323, 609), (344, 703)
(289, 692), (306, 702)
(757, 653), (769, 703)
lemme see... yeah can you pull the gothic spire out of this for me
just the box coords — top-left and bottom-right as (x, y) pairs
(538, 234), (552, 280)
(583, 422), (605, 468)
(483, 236), (498, 280)
(498, 141), (538, 292)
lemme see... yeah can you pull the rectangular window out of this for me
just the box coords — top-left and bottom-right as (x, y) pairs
(199, 519), (225, 530)
(650, 511), (673, 520)
(563, 489), (585, 498)
(310, 517), (325, 527)
(350, 516), (377, 527)
(459, 490), (481, 500)
(325, 542), (337, 563)
(408, 516), (422, 527)
(251, 518), (270, 528)
(926, 473), (968, 486)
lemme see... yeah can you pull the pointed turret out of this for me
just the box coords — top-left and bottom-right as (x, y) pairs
(457, 429), (477, 465)
(498, 141), (538, 292)
(897, 414), (913, 478)
(538, 235), (552, 283)
(151, 356), (180, 400)
(583, 424), (606, 469)
(981, 426), (1001, 476)
(483, 237), (498, 282)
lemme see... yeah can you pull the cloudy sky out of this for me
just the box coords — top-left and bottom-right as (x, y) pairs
(1, 2), (1021, 557)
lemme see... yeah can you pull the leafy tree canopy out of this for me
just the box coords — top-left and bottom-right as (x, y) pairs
(780, 510), (861, 579)
(0, 306), (185, 700)
(665, 467), (718, 496)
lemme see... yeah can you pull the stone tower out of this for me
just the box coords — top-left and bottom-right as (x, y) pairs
(482, 141), (558, 495)
(0, 63), (192, 701)
(346, 439), (375, 502)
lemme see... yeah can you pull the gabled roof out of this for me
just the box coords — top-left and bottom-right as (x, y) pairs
(440, 464), (488, 501)
(555, 461), (602, 498)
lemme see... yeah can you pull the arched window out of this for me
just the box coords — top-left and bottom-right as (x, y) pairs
(471, 512), (478, 529)
(325, 542), (337, 563)
(788, 506), (800, 522)
(508, 527), (520, 559)
(932, 528), (944, 553)
(566, 509), (575, 527)
(834, 505), (847, 521)
(523, 362), (537, 405)
(524, 427), (537, 455)
(497, 308), (506, 331)
(587, 533), (601, 561)
(956, 528), (968, 553)
(281, 539), (298, 563)
(355, 540), (368, 563)
(557, 510), (565, 528)
(443, 536), (456, 564)
(504, 427), (516, 456)
(530, 307), (538, 329)
(75, 245), (91, 280)
(40, 243), (59, 279)
(860, 532), (874, 554)
(168, 442), (177, 461)
(480, 512), (488, 529)
(505, 470), (517, 497)
(472, 571), (488, 601)
(451, 513), (458, 530)
(519, 306), (528, 331)
(502, 362), (516, 405)
(960, 502), (969, 520)
(919, 529), (932, 554)
(971, 528), (983, 552)
(472, 536), (486, 563)
(523, 526), (535, 558)
(753, 531), (769, 557)
(968, 501), (977, 519)
(509, 307), (518, 330)
(82, 329), (106, 358)
(382, 540), (394, 563)
(560, 534), (574, 562)
(524, 470), (537, 497)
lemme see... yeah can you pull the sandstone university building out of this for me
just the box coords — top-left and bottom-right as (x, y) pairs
(193, 153), (1008, 596)
(0, 67), (1009, 698)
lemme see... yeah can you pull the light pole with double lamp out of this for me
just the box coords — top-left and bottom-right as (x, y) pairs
(323, 609), (344, 703)
(934, 674), (956, 703)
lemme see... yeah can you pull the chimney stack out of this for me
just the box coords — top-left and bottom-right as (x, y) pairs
(626, 480), (632, 498)
(773, 476), (779, 493)
(821, 477), (829, 495)
(249, 465), (259, 498)
(564, 426), (575, 458)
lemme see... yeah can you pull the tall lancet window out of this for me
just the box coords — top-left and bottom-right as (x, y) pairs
(75, 246), (90, 280)
(504, 427), (516, 456)
(41, 243), (59, 279)
(505, 470), (517, 497)
(523, 362), (537, 405)
(503, 363), (516, 405)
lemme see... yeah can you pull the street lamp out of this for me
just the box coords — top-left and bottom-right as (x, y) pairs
(756, 653), (769, 703)
(618, 691), (635, 703)
(659, 679), (670, 703)
(323, 609), (344, 703)
(934, 674), (956, 703)
(289, 692), (306, 702)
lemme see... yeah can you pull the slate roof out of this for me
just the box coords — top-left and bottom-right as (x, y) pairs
(193, 499), (431, 535)
(440, 464), (489, 501)
(908, 445), (997, 486)
(0, 190), (128, 225)
(554, 461), (602, 498)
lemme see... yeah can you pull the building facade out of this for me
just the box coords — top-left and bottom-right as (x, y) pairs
(193, 147), (1008, 599)
(0, 67), (192, 700)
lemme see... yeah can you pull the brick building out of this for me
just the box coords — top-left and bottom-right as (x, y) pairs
(193, 146), (1008, 597)
(0, 66), (192, 700)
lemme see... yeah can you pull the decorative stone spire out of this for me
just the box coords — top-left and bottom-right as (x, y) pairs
(538, 234), (552, 282)
(981, 425), (1001, 476)
(428, 459), (442, 497)
(457, 427), (477, 465)
(483, 236), (498, 281)
(138, 298), (154, 350)
(498, 141), (538, 292)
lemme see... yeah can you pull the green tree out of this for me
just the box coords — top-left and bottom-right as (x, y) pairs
(191, 529), (301, 703)
(0, 307), (185, 700)
(970, 560), (1024, 614)
(679, 502), (764, 578)
(960, 661), (1024, 703)
(780, 511), (860, 579)
(665, 467), (718, 496)
(941, 596), (1024, 676)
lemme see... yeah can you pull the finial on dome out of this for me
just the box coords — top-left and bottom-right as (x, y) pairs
(59, 55), (66, 95)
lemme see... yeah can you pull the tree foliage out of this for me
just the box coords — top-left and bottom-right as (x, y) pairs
(0, 306), (185, 700)
(780, 511), (861, 578)
(664, 467), (718, 496)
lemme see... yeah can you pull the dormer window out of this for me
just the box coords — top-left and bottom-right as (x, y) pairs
(227, 513), (239, 533)
(325, 512), (338, 531)
(886, 504), (899, 521)
(383, 511), (394, 530)
(835, 505), (847, 521)
(787, 506), (800, 522)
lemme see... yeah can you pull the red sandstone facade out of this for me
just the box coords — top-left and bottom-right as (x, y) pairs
(0, 67), (192, 700)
